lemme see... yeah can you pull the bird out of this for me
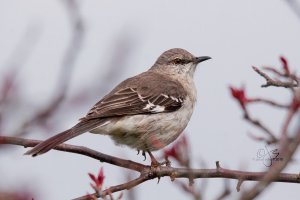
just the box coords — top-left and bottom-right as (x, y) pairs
(24, 48), (211, 166)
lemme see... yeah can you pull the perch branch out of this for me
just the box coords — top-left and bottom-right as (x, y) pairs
(1, 136), (300, 200)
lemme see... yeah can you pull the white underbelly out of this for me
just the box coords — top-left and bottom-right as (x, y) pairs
(90, 97), (195, 151)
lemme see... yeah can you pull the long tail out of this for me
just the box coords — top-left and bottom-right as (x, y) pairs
(24, 118), (105, 156)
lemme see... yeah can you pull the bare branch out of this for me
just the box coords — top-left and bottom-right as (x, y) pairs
(0, 136), (144, 172)
(244, 111), (278, 144)
(252, 66), (298, 88)
(229, 86), (279, 143)
(249, 98), (289, 109)
(1, 136), (300, 199)
(261, 66), (299, 84)
(235, 60), (300, 199)
(0, 25), (40, 106)
(215, 180), (231, 200)
(285, 0), (300, 20)
(174, 181), (202, 200)
(240, 120), (300, 200)
(74, 176), (147, 200)
(236, 179), (244, 192)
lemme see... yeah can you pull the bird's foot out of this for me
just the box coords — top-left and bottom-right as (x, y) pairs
(139, 150), (167, 168)
(161, 156), (171, 167)
(137, 150), (147, 161)
(147, 150), (161, 168)
(142, 151), (147, 161)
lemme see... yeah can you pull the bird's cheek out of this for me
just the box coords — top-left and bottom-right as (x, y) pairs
(188, 65), (197, 77)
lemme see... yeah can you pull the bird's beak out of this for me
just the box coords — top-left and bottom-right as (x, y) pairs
(194, 56), (211, 64)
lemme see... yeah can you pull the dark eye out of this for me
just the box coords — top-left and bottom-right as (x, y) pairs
(173, 58), (182, 64)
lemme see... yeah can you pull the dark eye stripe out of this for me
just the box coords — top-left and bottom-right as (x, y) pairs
(172, 58), (190, 65)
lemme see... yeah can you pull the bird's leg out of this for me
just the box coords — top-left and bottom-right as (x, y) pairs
(146, 150), (162, 183)
(147, 150), (160, 168)
(137, 150), (147, 160)
(163, 156), (171, 167)
(142, 151), (146, 161)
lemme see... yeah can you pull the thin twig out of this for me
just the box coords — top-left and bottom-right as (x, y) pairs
(244, 111), (278, 144)
(248, 98), (289, 109)
(252, 66), (298, 88)
(285, 0), (300, 21)
(74, 176), (148, 200)
(175, 181), (202, 200)
(262, 66), (286, 77)
(215, 180), (231, 200)
(280, 104), (298, 148)
(236, 179), (244, 192)
(0, 25), (40, 106)
(262, 66), (299, 86)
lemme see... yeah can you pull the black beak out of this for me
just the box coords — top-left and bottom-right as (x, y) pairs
(194, 56), (211, 64)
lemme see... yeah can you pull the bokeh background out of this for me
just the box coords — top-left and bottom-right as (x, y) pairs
(1, 0), (300, 199)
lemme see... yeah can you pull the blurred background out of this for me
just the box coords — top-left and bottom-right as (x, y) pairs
(1, 0), (300, 199)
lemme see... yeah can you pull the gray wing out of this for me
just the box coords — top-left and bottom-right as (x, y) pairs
(82, 72), (187, 120)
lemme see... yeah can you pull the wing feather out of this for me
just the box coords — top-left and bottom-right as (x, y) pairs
(83, 72), (187, 120)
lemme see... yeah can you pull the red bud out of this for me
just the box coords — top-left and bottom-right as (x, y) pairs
(229, 86), (249, 110)
(280, 56), (290, 75)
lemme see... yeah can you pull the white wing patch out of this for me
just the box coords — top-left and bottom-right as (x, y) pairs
(143, 100), (166, 113)
(162, 94), (182, 103)
(151, 105), (165, 112)
(170, 96), (179, 102)
(143, 101), (155, 110)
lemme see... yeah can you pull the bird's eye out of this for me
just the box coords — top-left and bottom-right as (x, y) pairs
(173, 58), (182, 64)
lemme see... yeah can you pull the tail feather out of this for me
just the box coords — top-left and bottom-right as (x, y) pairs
(24, 128), (78, 156)
(24, 118), (105, 156)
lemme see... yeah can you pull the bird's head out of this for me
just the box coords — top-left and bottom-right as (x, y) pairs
(150, 48), (211, 78)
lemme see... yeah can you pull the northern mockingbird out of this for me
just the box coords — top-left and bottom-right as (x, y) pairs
(25, 48), (211, 165)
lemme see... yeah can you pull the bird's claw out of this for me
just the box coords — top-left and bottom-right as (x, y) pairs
(142, 151), (146, 161)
